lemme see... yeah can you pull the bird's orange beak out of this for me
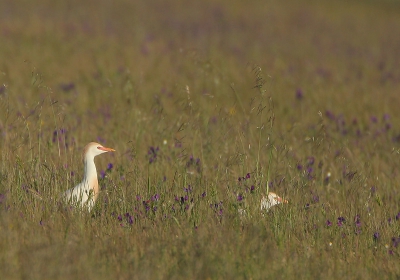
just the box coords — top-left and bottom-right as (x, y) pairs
(276, 197), (288, 204)
(98, 146), (116, 152)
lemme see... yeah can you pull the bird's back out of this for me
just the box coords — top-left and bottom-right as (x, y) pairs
(62, 181), (95, 210)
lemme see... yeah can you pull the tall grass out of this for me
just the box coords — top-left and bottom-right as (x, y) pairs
(1, 0), (400, 279)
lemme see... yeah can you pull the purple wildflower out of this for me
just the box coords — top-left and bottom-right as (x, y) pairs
(59, 82), (75, 92)
(186, 156), (201, 172)
(326, 220), (332, 227)
(354, 215), (361, 227)
(174, 141), (182, 148)
(396, 212), (400, 221)
(250, 185), (255, 192)
(148, 146), (159, 163)
(392, 237), (400, 248)
(297, 164), (303, 171)
(326, 110), (335, 120)
(295, 88), (303, 100)
(152, 194), (160, 201)
(201, 192), (206, 198)
(373, 232), (379, 241)
(107, 163), (113, 171)
(383, 114), (390, 122)
(337, 217), (345, 227)
(0, 193), (5, 204)
(100, 170), (106, 179)
(237, 195), (243, 202)
(246, 173), (250, 179)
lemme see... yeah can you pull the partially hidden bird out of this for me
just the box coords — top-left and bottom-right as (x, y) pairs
(260, 192), (288, 211)
(238, 192), (288, 217)
(61, 142), (115, 211)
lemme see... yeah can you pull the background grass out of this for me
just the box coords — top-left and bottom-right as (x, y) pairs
(1, 0), (400, 279)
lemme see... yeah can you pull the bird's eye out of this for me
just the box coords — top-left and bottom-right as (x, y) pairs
(97, 146), (101, 149)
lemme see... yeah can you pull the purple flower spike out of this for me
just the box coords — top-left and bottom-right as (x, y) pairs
(107, 163), (113, 171)
(148, 146), (159, 163)
(59, 82), (75, 92)
(392, 237), (400, 247)
(326, 110), (335, 120)
(326, 220), (332, 227)
(201, 192), (206, 198)
(0, 193), (6, 204)
(373, 232), (379, 241)
(337, 217), (345, 227)
(237, 195), (243, 202)
(354, 215), (361, 227)
(295, 88), (303, 100)
(297, 164), (303, 171)
(246, 173), (250, 179)
(396, 212), (400, 221)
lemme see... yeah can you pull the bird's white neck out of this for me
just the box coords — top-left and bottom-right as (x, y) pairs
(82, 156), (98, 190)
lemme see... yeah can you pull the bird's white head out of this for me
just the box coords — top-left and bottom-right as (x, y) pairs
(83, 142), (116, 160)
(267, 192), (288, 207)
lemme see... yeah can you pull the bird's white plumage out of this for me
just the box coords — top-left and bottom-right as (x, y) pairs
(260, 192), (288, 211)
(238, 192), (287, 217)
(61, 142), (115, 211)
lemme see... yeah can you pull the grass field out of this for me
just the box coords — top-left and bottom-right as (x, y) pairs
(1, 0), (400, 279)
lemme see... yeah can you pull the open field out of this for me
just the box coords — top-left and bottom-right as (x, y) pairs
(0, 0), (400, 279)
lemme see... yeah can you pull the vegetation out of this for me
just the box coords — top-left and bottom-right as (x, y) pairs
(0, 0), (399, 278)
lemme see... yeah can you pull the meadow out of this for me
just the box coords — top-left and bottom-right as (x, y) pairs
(0, 0), (400, 279)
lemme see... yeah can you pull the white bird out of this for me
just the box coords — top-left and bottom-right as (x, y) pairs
(260, 192), (288, 211)
(61, 142), (115, 211)
(238, 192), (288, 217)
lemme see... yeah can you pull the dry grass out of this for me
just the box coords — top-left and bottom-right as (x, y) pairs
(0, 0), (400, 279)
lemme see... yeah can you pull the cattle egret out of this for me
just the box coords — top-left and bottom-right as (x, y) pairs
(61, 142), (115, 211)
(238, 192), (288, 217)
(260, 192), (288, 211)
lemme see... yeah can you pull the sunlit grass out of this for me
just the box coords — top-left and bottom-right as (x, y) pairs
(1, 0), (400, 279)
